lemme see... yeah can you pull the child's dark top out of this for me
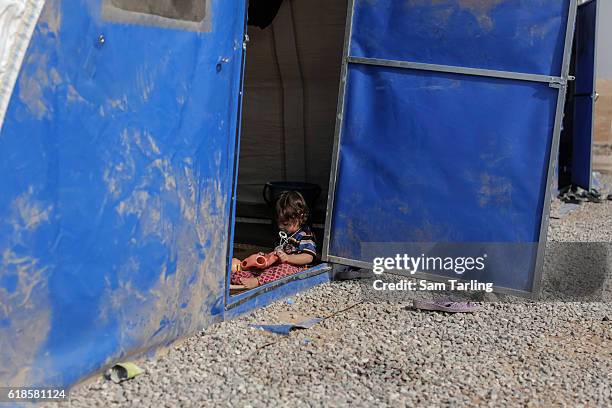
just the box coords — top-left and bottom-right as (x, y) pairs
(280, 226), (317, 258)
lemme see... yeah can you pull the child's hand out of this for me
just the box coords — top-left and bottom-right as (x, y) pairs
(241, 277), (259, 289)
(276, 250), (289, 263)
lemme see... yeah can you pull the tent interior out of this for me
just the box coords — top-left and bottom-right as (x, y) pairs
(230, 0), (348, 291)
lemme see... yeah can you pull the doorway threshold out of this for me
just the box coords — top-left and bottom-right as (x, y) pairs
(225, 264), (332, 317)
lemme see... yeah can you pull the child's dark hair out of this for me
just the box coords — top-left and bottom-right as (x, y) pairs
(275, 191), (309, 225)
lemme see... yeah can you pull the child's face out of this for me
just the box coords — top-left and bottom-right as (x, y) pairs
(278, 219), (300, 234)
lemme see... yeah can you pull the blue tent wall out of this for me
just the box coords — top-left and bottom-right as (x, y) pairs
(558, 0), (598, 191)
(571, 0), (598, 190)
(0, 0), (246, 387)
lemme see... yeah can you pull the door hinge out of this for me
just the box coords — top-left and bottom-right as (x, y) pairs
(549, 76), (575, 89)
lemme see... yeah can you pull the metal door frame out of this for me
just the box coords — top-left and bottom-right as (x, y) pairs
(224, 0), (334, 311)
(224, 0), (250, 309)
(322, 0), (579, 297)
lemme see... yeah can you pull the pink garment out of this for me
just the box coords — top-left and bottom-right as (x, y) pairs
(231, 263), (306, 286)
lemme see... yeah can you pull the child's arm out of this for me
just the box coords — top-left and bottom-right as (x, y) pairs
(276, 251), (313, 266)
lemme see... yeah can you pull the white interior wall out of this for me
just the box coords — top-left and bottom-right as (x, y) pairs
(237, 0), (348, 208)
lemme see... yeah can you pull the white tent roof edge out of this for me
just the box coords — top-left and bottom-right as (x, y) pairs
(0, 0), (46, 131)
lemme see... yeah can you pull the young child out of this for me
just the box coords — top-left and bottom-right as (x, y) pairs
(232, 191), (316, 288)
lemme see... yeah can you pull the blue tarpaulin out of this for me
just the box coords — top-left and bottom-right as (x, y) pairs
(0, 0), (245, 387)
(325, 0), (574, 294)
(571, 0), (598, 190)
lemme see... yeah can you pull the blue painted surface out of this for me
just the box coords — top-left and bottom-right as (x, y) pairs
(351, 0), (571, 76)
(329, 1), (572, 292)
(574, 0), (597, 94)
(571, 0), (597, 189)
(250, 318), (323, 335)
(0, 0), (246, 387)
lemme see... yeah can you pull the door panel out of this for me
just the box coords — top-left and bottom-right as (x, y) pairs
(574, 0), (597, 94)
(571, 0), (598, 190)
(350, 0), (570, 76)
(324, 0), (576, 295)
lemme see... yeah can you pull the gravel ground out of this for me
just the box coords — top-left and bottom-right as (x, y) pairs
(46, 176), (612, 408)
